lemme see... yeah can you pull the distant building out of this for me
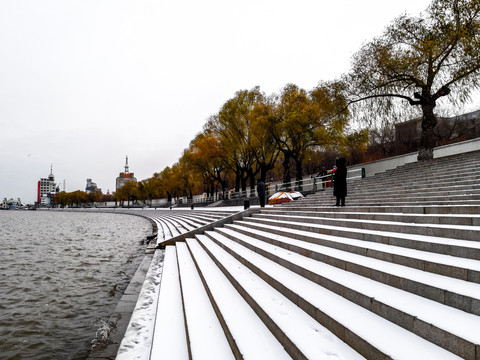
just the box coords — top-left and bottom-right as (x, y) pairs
(1, 198), (22, 210)
(37, 165), (59, 206)
(116, 156), (137, 191)
(395, 109), (480, 148)
(86, 179), (101, 194)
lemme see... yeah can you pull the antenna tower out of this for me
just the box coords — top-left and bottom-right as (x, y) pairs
(125, 155), (129, 173)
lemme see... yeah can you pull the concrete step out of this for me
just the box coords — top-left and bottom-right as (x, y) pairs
(309, 186), (480, 200)
(260, 209), (480, 226)
(237, 216), (480, 283)
(192, 235), (365, 360)
(150, 246), (188, 359)
(200, 230), (467, 359)
(175, 242), (234, 359)
(210, 227), (480, 359)
(186, 237), (292, 359)
(297, 199), (480, 207)
(382, 162), (480, 177)
(348, 185), (480, 197)
(281, 204), (480, 215)
(252, 212), (480, 241)
(248, 213), (480, 260)
(225, 221), (480, 316)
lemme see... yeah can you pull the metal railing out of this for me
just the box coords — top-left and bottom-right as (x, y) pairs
(221, 167), (365, 200)
(104, 167), (366, 207)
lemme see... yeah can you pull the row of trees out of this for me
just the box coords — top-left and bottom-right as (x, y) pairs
(140, 83), (370, 202)
(54, 190), (112, 207)
(118, 0), (480, 204)
(56, 0), (480, 206)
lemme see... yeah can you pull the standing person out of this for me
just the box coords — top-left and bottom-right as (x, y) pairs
(333, 157), (347, 206)
(318, 167), (327, 189)
(256, 179), (266, 207)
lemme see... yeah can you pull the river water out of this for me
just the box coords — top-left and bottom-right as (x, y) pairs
(0, 210), (151, 360)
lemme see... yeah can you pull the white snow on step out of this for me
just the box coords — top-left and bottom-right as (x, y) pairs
(248, 216), (480, 251)
(116, 250), (165, 360)
(276, 211), (480, 221)
(186, 238), (292, 360)
(261, 213), (480, 232)
(196, 234), (366, 360)
(233, 221), (480, 300)
(150, 246), (188, 360)
(217, 226), (480, 345)
(203, 231), (461, 359)
(246, 217), (480, 271)
(176, 242), (235, 360)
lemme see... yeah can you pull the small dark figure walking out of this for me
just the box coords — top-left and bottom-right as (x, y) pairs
(257, 179), (266, 207)
(318, 167), (327, 189)
(333, 157), (347, 206)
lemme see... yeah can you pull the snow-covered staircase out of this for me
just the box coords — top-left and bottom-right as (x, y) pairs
(300, 150), (480, 207)
(149, 150), (480, 360)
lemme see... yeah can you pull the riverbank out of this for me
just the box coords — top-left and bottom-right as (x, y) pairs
(0, 211), (150, 360)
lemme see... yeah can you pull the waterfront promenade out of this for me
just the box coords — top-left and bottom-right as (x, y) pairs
(86, 208), (243, 359)
(111, 150), (480, 359)
(87, 138), (480, 359)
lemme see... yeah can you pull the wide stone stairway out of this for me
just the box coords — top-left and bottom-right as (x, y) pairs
(149, 150), (480, 360)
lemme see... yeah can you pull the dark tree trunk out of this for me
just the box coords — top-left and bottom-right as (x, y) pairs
(418, 97), (437, 161)
(294, 157), (303, 191)
(282, 152), (292, 188)
(235, 164), (241, 192)
(239, 166), (248, 196)
(260, 163), (268, 183)
(248, 168), (256, 196)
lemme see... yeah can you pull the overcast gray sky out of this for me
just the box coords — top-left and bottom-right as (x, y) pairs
(3, 0), (474, 204)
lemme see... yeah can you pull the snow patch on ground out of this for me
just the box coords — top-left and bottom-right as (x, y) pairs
(116, 249), (165, 360)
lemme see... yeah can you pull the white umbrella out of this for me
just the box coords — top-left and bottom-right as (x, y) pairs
(268, 191), (294, 205)
(288, 191), (304, 199)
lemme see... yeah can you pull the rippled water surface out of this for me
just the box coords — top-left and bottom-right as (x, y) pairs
(0, 210), (151, 360)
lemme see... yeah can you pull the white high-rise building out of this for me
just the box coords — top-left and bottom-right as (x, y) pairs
(37, 165), (59, 206)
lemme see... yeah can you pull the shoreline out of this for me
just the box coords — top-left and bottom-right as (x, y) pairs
(85, 210), (159, 359)
(86, 251), (156, 359)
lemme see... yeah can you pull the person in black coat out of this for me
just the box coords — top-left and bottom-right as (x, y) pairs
(256, 179), (266, 207)
(333, 157), (347, 206)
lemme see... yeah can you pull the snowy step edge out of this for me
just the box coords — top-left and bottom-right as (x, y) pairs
(226, 221), (480, 316)
(116, 250), (165, 360)
(150, 246), (189, 360)
(254, 212), (480, 241)
(185, 237), (292, 360)
(248, 213), (480, 253)
(194, 234), (366, 360)
(250, 212), (480, 252)
(241, 218), (480, 281)
(343, 181), (480, 195)
(351, 179), (480, 190)
(346, 188), (480, 198)
(201, 230), (463, 360)
(246, 217), (480, 260)
(175, 242), (235, 360)
(365, 170), (480, 181)
(166, 214), (212, 226)
(330, 188), (480, 196)
(272, 205), (480, 215)
(258, 210), (480, 226)
(246, 215), (480, 266)
(290, 199), (480, 207)
(341, 194), (480, 202)
(211, 227), (480, 359)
